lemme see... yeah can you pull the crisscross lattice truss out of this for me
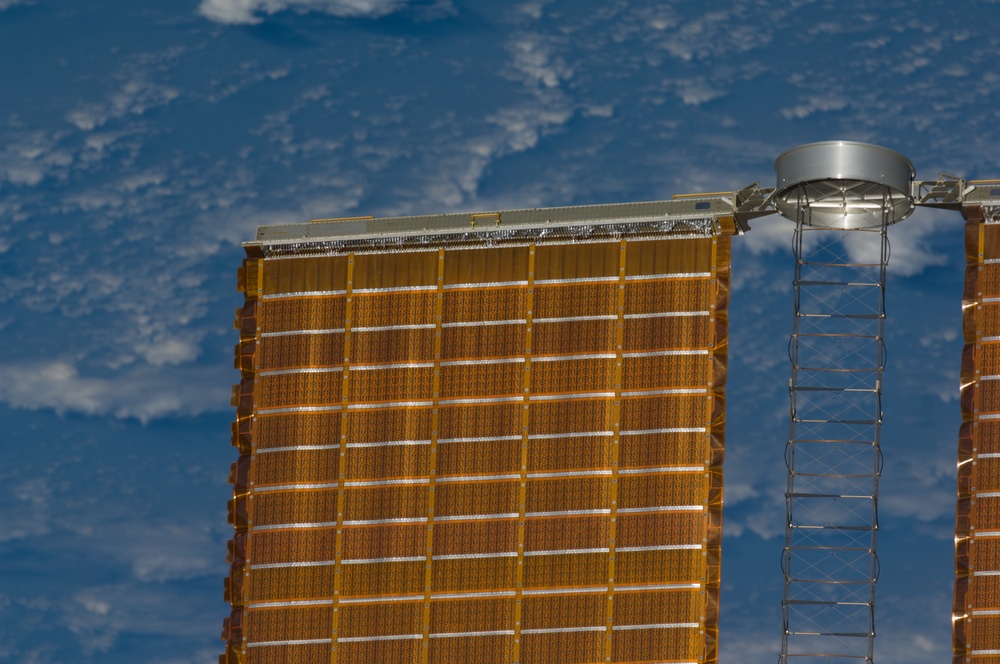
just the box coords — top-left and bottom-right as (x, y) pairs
(781, 218), (888, 664)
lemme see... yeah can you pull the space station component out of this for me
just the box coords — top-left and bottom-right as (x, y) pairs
(954, 203), (1000, 664)
(221, 201), (737, 664)
(220, 141), (1000, 664)
(772, 142), (915, 664)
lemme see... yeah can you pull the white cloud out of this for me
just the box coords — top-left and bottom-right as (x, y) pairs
(507, 33), (572, 89)
(198, 0), (418, 24)
(86, 522), (221, 582)
(66, 584), (215, 655)
(0, 478), (53, 543)
(65, 74), (179, 132)
(740, 211), (949, 278)
(0, 361), (227, 422)
(779, 94), (849, 120)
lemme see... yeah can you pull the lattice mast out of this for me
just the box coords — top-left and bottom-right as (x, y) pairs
(773, 142), (916, 664)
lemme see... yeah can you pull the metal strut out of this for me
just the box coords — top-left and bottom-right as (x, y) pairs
(779, 186), (889, 664)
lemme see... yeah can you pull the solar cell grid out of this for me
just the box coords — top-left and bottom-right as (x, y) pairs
(223, 226), (732, 664)
(955, 207), (1000, 664)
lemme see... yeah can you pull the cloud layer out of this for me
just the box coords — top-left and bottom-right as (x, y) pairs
(198, 0), (412, 24)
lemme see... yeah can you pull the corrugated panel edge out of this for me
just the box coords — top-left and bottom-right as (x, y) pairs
(954, 207), (984, 664)
(222, 247), (264, 664)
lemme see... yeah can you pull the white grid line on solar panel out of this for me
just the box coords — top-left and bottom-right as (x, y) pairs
(528, 431), (613, 439)
(260, 324), (437, 338)
(973, 571), (1000, 576)
(528, 392), (616, 401)
(245, 581), (705, 609)
(530, 353), (617, 362)
(250, 504), (701, 531)
(253, 478), (430, 492)
(436, 396), (524, 406)
(438, 273), (714, 287)
(438, 435), (522, 444)
(259, 317), (716, 339)
(251, 521), (341, 531)
(260, 328), (345, 338)
(617, 505), (704, 513)
(972, 651), (1000, 656)
(335, 631), (524, 644)
(253, 482), (340, 492)
(526, 469), (612, 479)
(521, 582), (702, 596)
(338, 634), (424, 643)
(255, 445), (342, 454)
(248, 638), (333, 647)
(345, 440), (431, 449)
(622, 349), (710, 358)
(974, 531), (1000, 537)
(979, 414), (1000, 420)
(346, 400), (434, 410)
(248, 599), (337, 608)
(978, 453), (1000, 458)
(533, 276), (617, 285)
(523, 548), (609, 556)
(977, 491), (1000, 498)
(261, 290), (347, 300)
(614, 623), (701, 631)
(621, 427), (707, 435)
(532, 315), (617, 324)
(624, 272), (712, 281)
(435, 513), (519, 522)
(258, 366), (344, 377)
(243, 622), (705, 647)
(439, 357), (524, 367)
(349, 362), (435, 371)
(983, 258), (1000, 264)
(973, 610), (1000, 616)
(623, 311), (710, 319)
(523, 509), (611, 518)
(618, 466), (705, 475)
(434, 473), (521, 483)
(353, 323), (436, 332)
(980, 375), (1000, 380)
(420, 466), (702, 483)
(621, 388), (707, 397)
(251, 560), (340, 569)
(429, 630), (515, 639)
(253, 504), (704, 536)
(618, 544), (703, 552)
(256, 405), (342, 415)
(443, 281), (530, 290)
(252, 552), (536, 570)
(441, 319), (525, 328)
(257, 270), (713, 301)
(982, 336), (1000, 342)
(353, 285), (438, 294)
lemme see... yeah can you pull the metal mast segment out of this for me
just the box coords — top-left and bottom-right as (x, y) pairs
(773, 142), (916, 664)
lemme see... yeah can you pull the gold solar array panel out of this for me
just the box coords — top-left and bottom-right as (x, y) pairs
(222, 213), (733, 664)
(955, 206), (1000, 664)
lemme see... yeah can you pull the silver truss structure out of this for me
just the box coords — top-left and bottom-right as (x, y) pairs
(779, 193), (889, 664)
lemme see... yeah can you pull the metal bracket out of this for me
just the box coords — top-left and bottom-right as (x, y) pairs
(733, 182), (778, 232)
(912, 174), (965, 210)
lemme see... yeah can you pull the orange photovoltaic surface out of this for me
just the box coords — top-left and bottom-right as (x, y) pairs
(955, 206), (1000, 664)
(222, 218), (734, 664)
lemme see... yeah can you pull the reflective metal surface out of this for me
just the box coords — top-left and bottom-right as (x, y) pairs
(774, 141), (915, 229)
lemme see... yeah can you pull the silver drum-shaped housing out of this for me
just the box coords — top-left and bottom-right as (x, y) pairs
(774, 141), (916, 229)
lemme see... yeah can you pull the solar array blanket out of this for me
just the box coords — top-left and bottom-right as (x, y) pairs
(955, 207), (1000, 664)
(222, 220), (732, 664)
